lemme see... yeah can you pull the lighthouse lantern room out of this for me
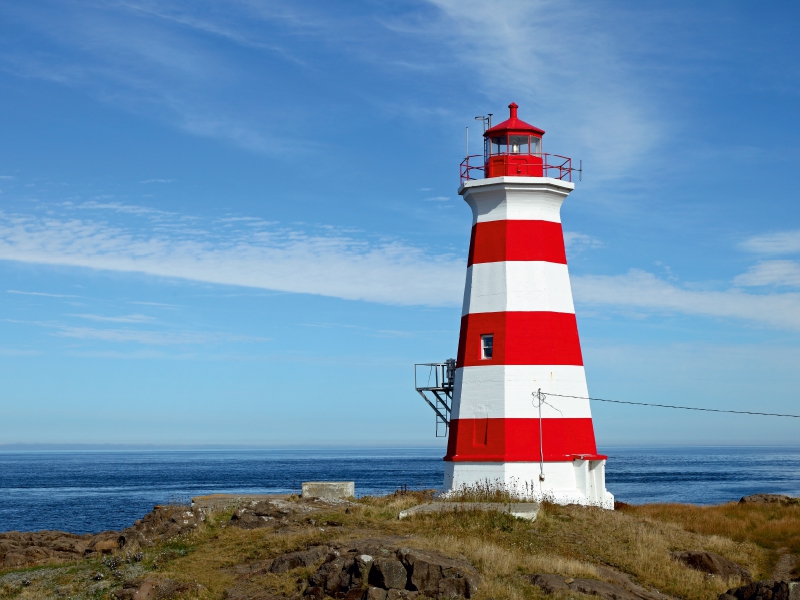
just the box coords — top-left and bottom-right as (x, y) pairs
(417, 103), (613, 508)
(484, 102), (544, 178)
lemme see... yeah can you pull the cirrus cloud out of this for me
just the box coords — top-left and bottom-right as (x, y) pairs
(572, 269), (800, 331)
(0, 209), (464, 307)
(739, 230), (800, 255)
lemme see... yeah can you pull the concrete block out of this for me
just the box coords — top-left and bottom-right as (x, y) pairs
(301, 481), (355, 500)
(398, 501), (539, 521)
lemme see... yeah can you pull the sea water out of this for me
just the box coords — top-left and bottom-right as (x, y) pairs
(1, 446), (799, 534)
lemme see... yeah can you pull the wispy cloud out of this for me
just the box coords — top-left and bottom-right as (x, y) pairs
(75, 201), (172, 217)
(53, 325), (263, 345)
(734, 260), (800, 288)
(0, 348), (40, 356)
(0, 208), (464, 306)
(740, 230), (800, 255)
(69, 313), (156, 323)
(564, 231), (603, 254)
(421, 0), (661, 177)
(7, 289), (79, 298)
(0, 1), (295, 154)
(423, 196), (450, 202)
(573, 269), (800, 331)
(129, 301), (182, 308)
(7, 198), (800, 331)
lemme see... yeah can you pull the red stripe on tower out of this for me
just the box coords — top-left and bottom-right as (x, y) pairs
(456, 312), (584, 367)
(467, 220), (567, 266)
(444, 418), (603, 462)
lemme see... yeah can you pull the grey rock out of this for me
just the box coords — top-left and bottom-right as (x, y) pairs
(365, 587), (388, 600)
(317, 555), (359, 594)
(439, 577), (474, 598)
(531, 573), (662, 600)
(386, 591), (419, 600)
(739, 494), (799, 505)
(720, 580), (797, 600)
(343, 589), (366, 600)
(369, 558), (408, 589)
(2, 552), (28, 568)
(673, 551), (751, 582)
(113, 577), (192, 600)
(304, 586), (325, 600)
(270, 546), (331, 573)
(307, 541), (480, 599)
(594, 566), (680, 600)
(252, 501), (290, 518)
(230, 508), (269, 530)
(398, 548), (480, 598)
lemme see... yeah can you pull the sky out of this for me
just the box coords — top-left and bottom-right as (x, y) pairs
(1, 0), (800, 447)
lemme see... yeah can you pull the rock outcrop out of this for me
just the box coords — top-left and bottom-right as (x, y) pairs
(113, 576), (199, 600)
(532, 573), (643, 600)
(226, 496), (348, 530)
(530, 570), (680, 600)
(270, 546), (331, 574)
(300, 540), (481, 600)
(719, 579), (800, 600)
(672, 551), (751, 582)
(0, 505), (206, 569)
(230, 500), (292, 529)
(739, 494), (800, 505)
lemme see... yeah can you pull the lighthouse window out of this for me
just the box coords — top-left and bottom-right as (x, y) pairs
(490, 137), (506, 155)
(531, 136), (542, 155)
(481, 334), (494, 359)
(509, 135), (529, 154)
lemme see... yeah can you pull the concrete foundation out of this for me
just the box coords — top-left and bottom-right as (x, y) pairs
(301, 481), (355, 500)
(444, 460), (614, 509)
(398, 501), (539, 521)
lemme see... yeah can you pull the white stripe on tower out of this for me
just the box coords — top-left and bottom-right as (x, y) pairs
(462, 262), (575, 315)
(452, 365), (591, 420)
(464, 178), (569, 224)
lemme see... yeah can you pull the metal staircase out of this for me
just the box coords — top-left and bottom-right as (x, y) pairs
(414, 359), (456, 437)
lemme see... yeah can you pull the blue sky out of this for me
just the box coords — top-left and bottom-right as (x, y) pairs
(2, 0), (800, 447)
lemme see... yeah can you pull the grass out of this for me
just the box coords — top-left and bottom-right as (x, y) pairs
(620, 502), (800, 553)
(438, 480), (541, 503)
(1, 495), (797, 600)
(619, 501), (800, 577)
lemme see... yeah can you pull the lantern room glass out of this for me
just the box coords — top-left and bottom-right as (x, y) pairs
(489, 135), (542, 155)
(490, 137), (506, 155)
(509, 135), (529, 154)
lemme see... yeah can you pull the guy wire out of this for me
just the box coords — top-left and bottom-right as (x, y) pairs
(542, 393), (800, 419)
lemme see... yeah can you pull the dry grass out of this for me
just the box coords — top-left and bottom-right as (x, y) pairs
(620, 502), (800, 555)
(2, 495), (797, 600)
(394, 502), (766, 600)
(438, 480), (539, 503)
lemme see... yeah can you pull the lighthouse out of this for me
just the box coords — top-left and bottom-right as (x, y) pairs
(443, 103), (613, 508)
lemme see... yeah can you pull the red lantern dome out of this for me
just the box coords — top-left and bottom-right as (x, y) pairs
(483, 103), (545, 178)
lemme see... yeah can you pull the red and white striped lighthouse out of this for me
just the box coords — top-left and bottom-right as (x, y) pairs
(444, 103), (613, 508)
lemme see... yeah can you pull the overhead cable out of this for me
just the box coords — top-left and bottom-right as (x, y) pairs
(541, 393), (800, 419)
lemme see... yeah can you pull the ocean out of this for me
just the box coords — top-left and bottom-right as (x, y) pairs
(1, 446), (799, 534)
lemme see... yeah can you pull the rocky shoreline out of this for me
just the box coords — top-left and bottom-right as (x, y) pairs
(0, 492), (798, 600)
(0, 502), (206, 570)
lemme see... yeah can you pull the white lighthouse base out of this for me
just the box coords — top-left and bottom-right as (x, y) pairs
(443, 460), (614, 509)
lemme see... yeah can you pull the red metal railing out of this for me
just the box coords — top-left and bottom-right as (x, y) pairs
(460, 153), (578, 184)
(460, 155), (485, 183)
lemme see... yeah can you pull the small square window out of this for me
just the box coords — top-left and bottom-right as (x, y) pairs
(481, 334), (493, 360)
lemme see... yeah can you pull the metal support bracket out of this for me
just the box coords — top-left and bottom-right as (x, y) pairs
(414, 360), (456, 437)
